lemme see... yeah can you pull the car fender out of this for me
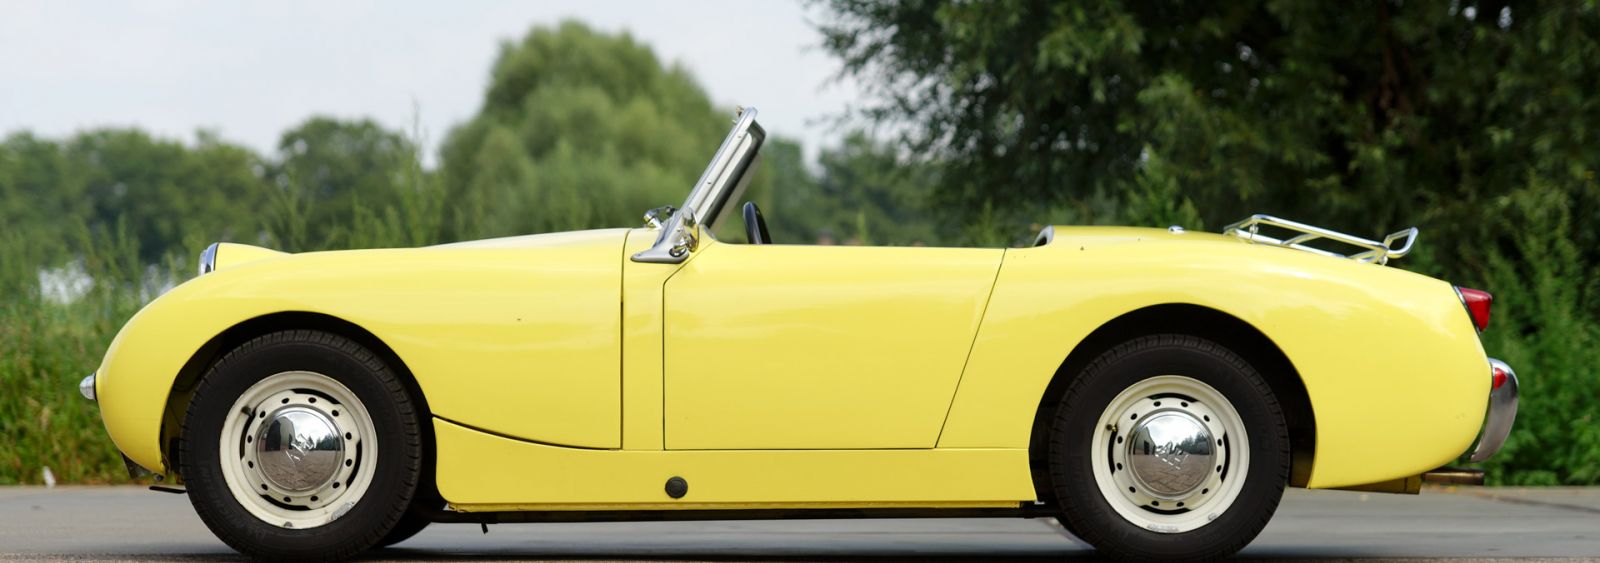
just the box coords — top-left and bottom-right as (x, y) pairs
(97, 229), (629, 474)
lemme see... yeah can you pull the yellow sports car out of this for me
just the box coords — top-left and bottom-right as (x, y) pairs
(83, 108), (1517, 561)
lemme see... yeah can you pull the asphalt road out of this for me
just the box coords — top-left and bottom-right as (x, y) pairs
(2, 486), (1598, 561)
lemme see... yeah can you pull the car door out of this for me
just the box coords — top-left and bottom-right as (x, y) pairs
(662, 239), (1003, 449)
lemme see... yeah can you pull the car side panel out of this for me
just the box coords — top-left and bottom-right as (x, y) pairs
(97, 229), (628, 473)
(620, 228), (683, 450)
(433, 418), (1034, 508)
(938, 230), (1489, 489)
(661, 238), (1002, 449)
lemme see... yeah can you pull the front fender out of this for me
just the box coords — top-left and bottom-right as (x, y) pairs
(97, 229), (628, 474)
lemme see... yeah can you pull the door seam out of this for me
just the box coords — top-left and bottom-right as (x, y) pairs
(933, 248), (1008, 447)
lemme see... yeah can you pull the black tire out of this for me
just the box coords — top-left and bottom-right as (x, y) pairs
(376, 497), (440, 548)
(1047, 334), (1290, 561)
(376, 510), (432, 548)
(379, 435), (442, 549)
(180, 330), (423, 561)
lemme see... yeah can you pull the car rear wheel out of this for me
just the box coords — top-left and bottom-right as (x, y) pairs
(180, 330), (423, 561)
(1047, 334), (1290, 561)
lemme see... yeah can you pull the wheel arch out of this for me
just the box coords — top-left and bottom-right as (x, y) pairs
(159, 311), (435, 492)
(1026, 303), (1316, 505)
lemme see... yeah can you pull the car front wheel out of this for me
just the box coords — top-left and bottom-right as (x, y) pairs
(1047, 334), (1290, 560)
(180, 330), (423, 561)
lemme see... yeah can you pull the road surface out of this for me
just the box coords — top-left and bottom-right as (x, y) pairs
(2, 486), (1597, 560)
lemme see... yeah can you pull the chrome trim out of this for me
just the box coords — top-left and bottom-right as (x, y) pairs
(1422, 468), (1485, 486)
(679, 107), (765, 232)
(255, 406), (345, 493)
(1222, 214), (1417, 265)
(78, 373), (96, 401)
(632, 106), (764, 264)
(632, 205), (701, 264)
(198, 242), (220, 275)
(642, 205), (677, 230)
(1469, 358), (1519, 462)
(1125, 410), (1215, 500)
(1033, 226), (1054, 247)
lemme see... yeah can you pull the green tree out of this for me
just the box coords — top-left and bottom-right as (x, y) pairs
(819, 1), (1599, 238)
(269, 118), (423, 251)
(0, 130), (270, 264)
(735, 133), (947, 247)
(439, 21), (732, 240)
(0, 133), (82, 264)
(801, 132), (943, 245)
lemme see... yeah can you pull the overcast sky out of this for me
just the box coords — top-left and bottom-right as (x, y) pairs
(0, 0), (862, 165)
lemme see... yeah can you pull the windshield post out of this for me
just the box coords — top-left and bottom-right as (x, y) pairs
(680, 107), (766, 233)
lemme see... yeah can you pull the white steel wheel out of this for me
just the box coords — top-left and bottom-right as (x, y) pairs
(1089, 375), (1248, 533)
(218, 370), (377, 530)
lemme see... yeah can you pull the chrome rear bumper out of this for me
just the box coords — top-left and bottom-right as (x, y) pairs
(1469, 358), (1518, 462)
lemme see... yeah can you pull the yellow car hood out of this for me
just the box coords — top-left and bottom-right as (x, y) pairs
(207, 229), (627, 272)
(429, 229), (627, 250)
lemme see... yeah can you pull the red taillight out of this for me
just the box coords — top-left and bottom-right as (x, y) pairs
(1492, 365), (1509, 390)
(1458, 287), (1492, 332)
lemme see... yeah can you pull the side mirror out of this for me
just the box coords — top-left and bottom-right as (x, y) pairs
(632, 205), (700, 264)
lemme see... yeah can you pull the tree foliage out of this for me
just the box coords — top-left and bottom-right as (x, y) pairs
(1, 130), (269, 263)
(767, 132), (944, 245)
(271, 118), (426, 251)
(438, 22), (731, 240)
(821, 1), (1598, 235)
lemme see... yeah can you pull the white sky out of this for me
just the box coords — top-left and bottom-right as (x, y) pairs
(0, 0), (862, 165)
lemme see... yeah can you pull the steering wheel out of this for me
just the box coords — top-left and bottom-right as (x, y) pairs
(742, 201), (772, 245)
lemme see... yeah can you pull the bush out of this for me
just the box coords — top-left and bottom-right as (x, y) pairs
(1472, 184), (1600, 485)
(0, 225), (156, 484)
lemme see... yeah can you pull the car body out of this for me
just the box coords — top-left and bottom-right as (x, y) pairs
(84, 108), (1518, 560)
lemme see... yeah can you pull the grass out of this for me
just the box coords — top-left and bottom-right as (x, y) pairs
(0, 294), (143, 484)
(0, 224), (177, 485)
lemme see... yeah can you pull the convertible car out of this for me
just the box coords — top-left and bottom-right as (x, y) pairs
(83, 108), (1517, 561)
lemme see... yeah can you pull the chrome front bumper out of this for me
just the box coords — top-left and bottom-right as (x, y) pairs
(1469, 358), (1519, 462)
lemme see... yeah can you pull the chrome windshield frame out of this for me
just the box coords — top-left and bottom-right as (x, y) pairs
(680, 107), (765, 233)
(632, 107), (765, 264)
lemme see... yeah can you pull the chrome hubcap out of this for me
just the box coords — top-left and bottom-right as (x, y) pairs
(220, 371), (376, 529)
(1091, 375), (1248, 534)
(255, 406), (344, 493)
(1125, 411), (1214, 499)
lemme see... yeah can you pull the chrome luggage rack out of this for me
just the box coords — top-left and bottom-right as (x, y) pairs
(1222, 214), (1418, 265)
